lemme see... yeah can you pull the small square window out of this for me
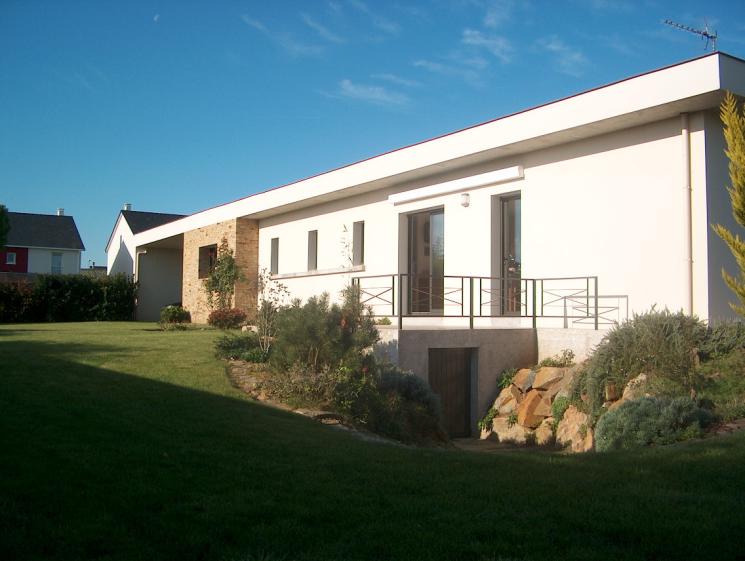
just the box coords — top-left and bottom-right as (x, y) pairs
(198, 244), (217, 279)
(6, 252), (16, 265)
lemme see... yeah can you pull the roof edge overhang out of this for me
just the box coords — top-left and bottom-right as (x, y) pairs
(135, 51), (745, 247)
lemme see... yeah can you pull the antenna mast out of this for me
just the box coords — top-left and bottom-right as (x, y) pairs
(663, 19), (718, 51)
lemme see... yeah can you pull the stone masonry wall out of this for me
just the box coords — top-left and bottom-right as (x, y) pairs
(182, 217), (259, 324)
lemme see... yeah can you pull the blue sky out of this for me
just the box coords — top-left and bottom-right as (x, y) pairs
(2, 1), (745, 267)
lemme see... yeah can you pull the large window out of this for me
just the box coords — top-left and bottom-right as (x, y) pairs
(6, 252), (16, 265)
(198, 244), (217, 279)
(270, 238), (279, 275)
(307, 230), (318, 271)
(352, 221), (364, 266)
(51, 253), (63, 274)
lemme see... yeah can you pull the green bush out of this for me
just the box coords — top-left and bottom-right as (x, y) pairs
(551, 396), (571, 423)
(478, 407), (497, 432)
(158, 305), (190, 330)
(574, 309), (708, 419)
(208, 308), (247, 329)
(595, 397), (716, 452)
(271, 286), (378, 373)
(697, 348), (745, 421)
(699, 321), (745, 360)
(538, 349), (575, 368)
(0, 274), (136, 323)
(241, 347), (268, 363)
(215, 332), (260, 360)
(498, 368), (517, 389)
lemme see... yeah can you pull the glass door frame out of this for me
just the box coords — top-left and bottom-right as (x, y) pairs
(407, 208), (445, 315)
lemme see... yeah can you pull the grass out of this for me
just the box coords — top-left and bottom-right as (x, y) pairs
(1, 323), (745, 561)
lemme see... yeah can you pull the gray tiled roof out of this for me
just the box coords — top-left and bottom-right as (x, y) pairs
(7, 212), (85, 250)
(122, 210), (185, 234)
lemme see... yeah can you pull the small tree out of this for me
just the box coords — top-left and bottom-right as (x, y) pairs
(714, 92), (745, 315)
(255, 268), (289, 354)
(0, 204), (9, 250)
(203, 237), (243, 311)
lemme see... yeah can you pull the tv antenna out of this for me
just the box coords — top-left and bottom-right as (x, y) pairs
(663, 19), (718, 51)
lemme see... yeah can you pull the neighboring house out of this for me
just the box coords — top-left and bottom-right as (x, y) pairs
(119, 52), (745, 436)
(0, 209), (85, 275)
(106, 204), (185, 277)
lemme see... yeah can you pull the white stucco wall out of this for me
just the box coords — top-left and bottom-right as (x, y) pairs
(257, 114), (714, 321)
(136, 248), (183, 321)
(27, 248), (81, 274)
(107, 216), (136, 276)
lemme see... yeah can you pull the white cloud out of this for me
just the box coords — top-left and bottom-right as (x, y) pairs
(462, 29), (512, 63)
(241, 14), (323, 57)
(484, 0), (514, 28)
(371, 73), (420, 87)
(348, 0), (401, 35)
(413, 59), (482, 86)
(301, 13), (345, 43)
(537, 36), (589, 76)
(338, 78), (409, 105)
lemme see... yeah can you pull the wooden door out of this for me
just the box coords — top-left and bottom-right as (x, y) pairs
(428, 348), (471, 437)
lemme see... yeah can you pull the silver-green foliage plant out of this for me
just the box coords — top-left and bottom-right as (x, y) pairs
(595, 396), (715, 452)
(574, 308), (708, 419)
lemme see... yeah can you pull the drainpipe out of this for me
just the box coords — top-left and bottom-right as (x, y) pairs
(681, 113), (693, 315)
(134, 249), (147, 283)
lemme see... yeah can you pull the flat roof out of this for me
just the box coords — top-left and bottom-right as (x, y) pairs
(136, 51), (745, 247)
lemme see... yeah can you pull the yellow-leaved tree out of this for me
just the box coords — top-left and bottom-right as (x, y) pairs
(714, 92), (745, 316)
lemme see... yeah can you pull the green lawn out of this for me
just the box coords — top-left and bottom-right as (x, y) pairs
(1, 323), (745, 561)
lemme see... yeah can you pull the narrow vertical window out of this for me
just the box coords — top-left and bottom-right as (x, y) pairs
(352, 221), (364, 266)
(270, 237), (279, 275)
(307, 230), (318, 271)
(51, 252), (63, 274)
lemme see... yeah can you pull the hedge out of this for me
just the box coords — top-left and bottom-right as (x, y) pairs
(0, 274), (137, 323)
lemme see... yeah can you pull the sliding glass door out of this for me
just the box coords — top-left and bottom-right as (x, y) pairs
(408, 209), (444, 314)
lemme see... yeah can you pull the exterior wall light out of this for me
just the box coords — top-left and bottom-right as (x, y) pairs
(461, 193), (470, 207)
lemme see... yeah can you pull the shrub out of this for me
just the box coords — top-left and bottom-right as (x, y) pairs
(241, 347), (269, 363)
(208, 308), (247, 329)
(539, 349), (575, 368)
(0, 274), (136, 323)
(215, 332), (260, 359)
(158, 305), (190, 330)
(498, 367), (518, 389)
(697, 348), (745, 421)
(551, 396), (570, 423)
(595, 397), (716, 452)
(478, 407), (498, 432)
(271, 286), (379, 373)
(573, 309), (708, 419)
(699, 321), (745, 360)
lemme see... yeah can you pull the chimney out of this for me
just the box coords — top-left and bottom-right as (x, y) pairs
(56, 208), (65, 216)
(123, 203), (132, 211)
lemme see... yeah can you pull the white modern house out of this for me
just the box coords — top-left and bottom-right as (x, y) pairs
(111, 52), (745, 436)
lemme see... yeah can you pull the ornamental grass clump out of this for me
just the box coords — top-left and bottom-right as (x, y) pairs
(158, 305), (191, 330)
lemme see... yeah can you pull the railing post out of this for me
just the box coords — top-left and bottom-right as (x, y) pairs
(391, 274), (395, 318)
(532, 279), (537, 329)
(397, 274), (403, 330)
(594, 276), (599, 331)
(469, 277), (474, 329)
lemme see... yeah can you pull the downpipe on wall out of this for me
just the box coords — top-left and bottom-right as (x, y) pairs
(681, 113), (693, 315)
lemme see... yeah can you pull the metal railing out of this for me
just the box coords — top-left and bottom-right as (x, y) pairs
(351, 273), (628, 330)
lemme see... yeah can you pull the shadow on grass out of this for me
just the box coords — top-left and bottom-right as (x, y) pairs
(1, 334), (745, 561)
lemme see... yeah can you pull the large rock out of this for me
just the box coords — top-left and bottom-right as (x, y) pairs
(553, 365), (582, 400)
(492, 384), (521, 414)
(608, 373), (649, 412)
(517, 389), (547, 428)
(512, 368), (536, 393)
(492, 416), (533, 444)
(535, 417), (555, 445)
(533, 367), (565, 390)
(556, 405), (592, 452)
(534, 395), (552, 417)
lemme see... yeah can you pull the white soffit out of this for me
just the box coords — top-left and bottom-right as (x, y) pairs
(387, 166), (524, 205)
